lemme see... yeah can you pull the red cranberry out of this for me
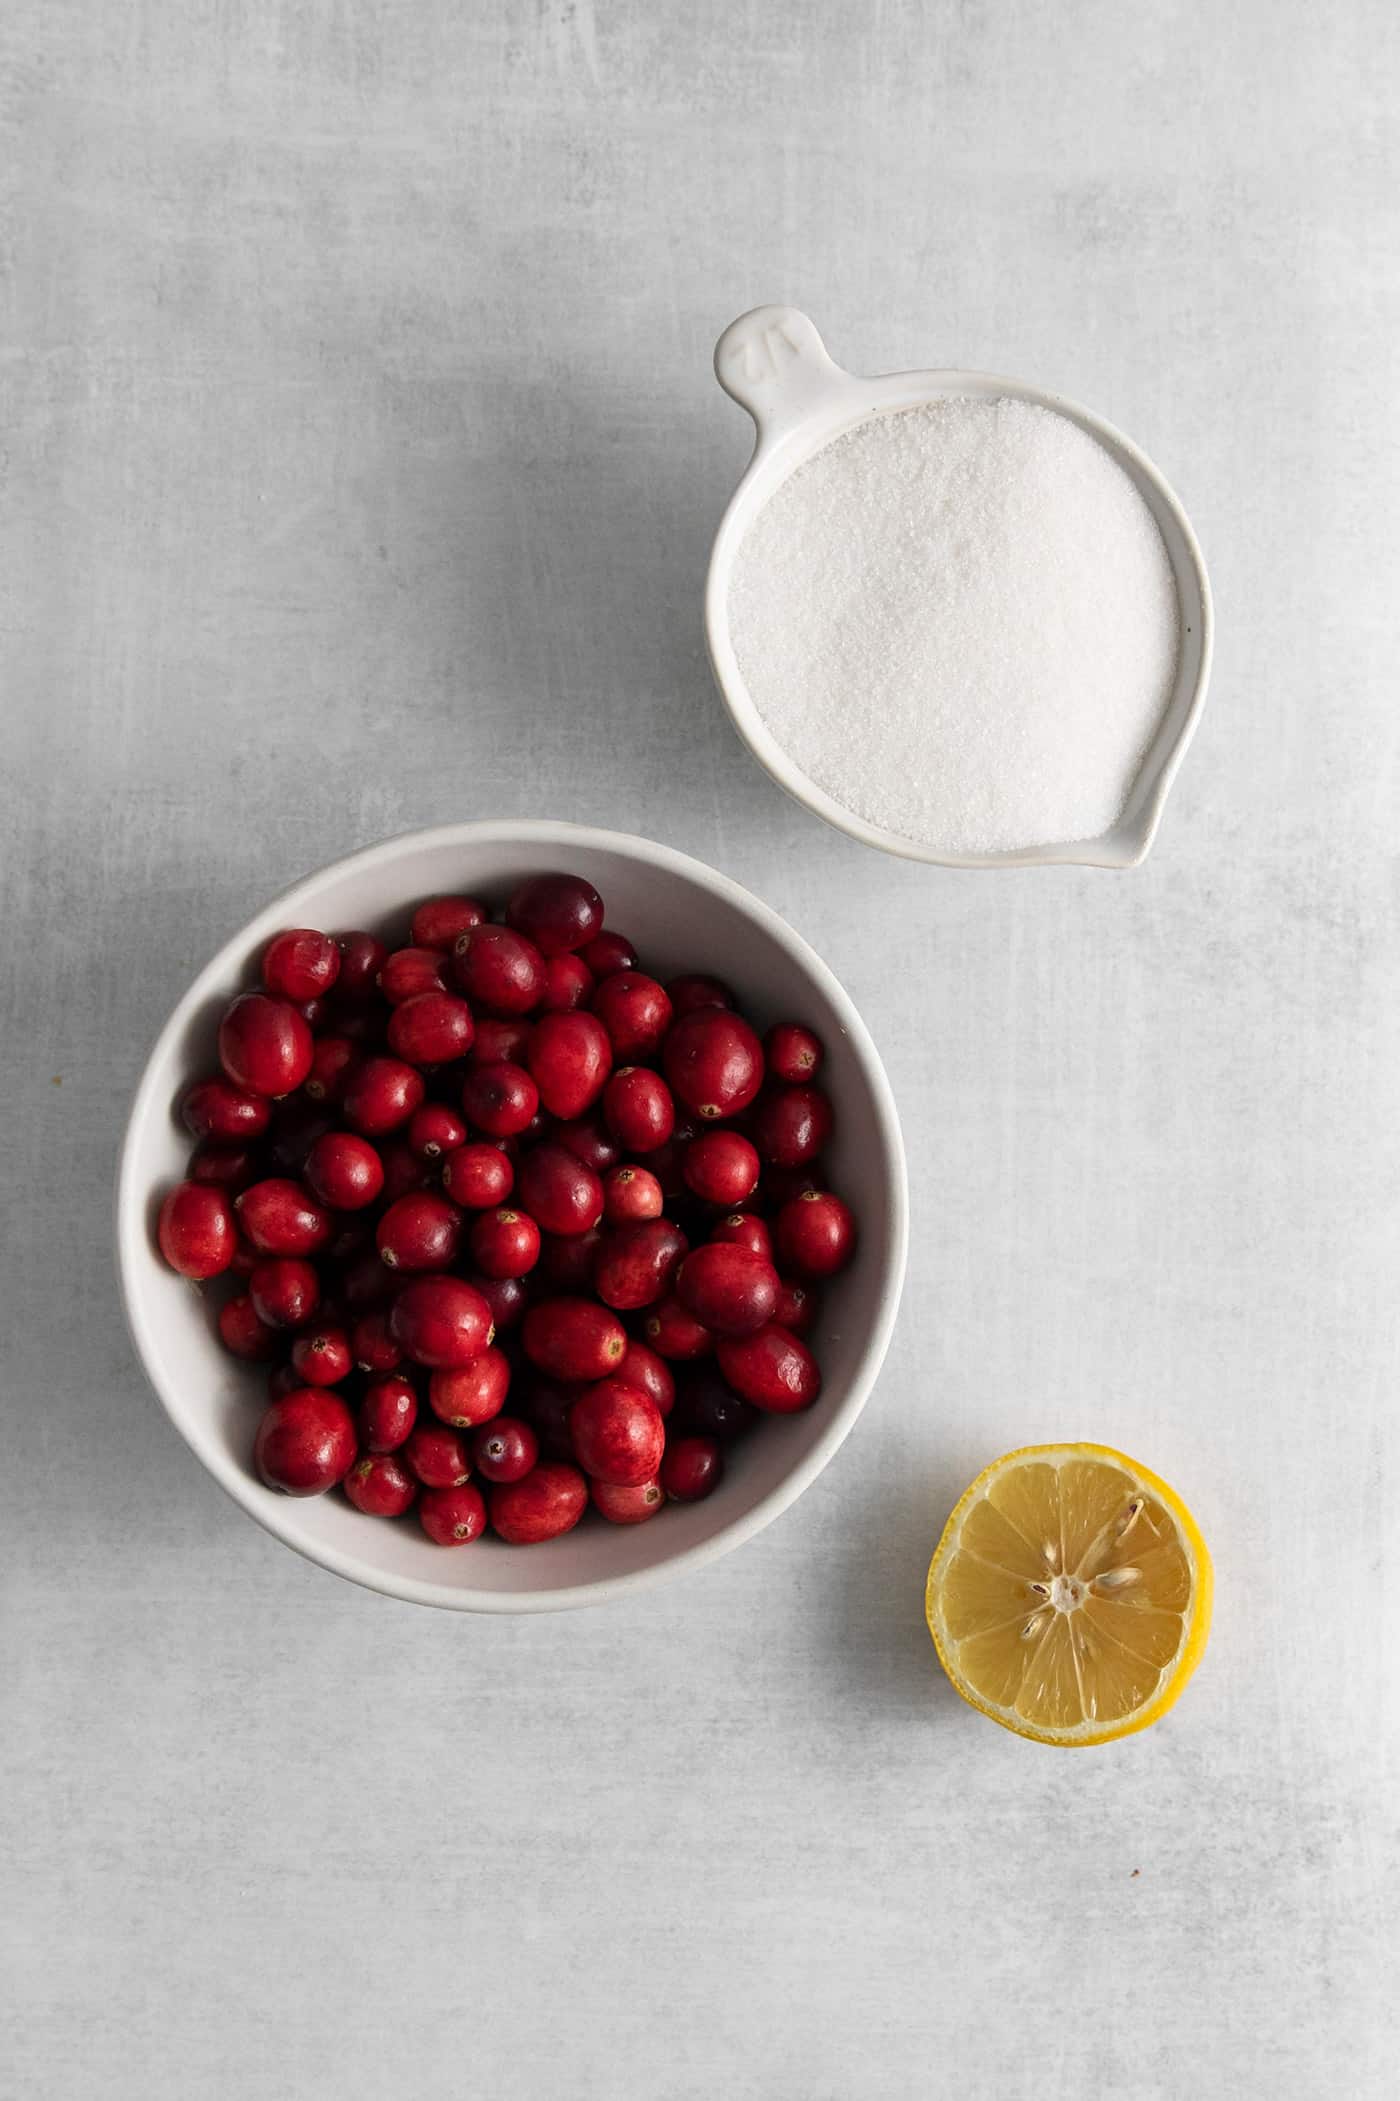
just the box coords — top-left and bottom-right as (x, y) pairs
(352, 1309), (402, 1372)
(553, 1116), (620, 1173)
(660, 1435), (724, 1502)
(304, 1131), (385, 1210)
(471, 1416), (539, 1483)
(602, 1164), (663, 1223)
(468, 1207), (540, 1280)
(218, 992), (314, 1098)
(591, 1477), (664, 1524)
(290, 1324), (353, 1386)
(505, 872), (604, 957)
(639, 1117), (699, 1200)
(428, 1346), (511, 1428)
(411, 895), (487, 951)
(254, 1389), (357, 1496)
(593, 1218), (688, 1311)
(344, 1452), (417, 1517)
(304, 1036), (358, 1104)
(235, 1178), (331, 1256)
(676, 1243), (779, 1337)
(666, 973), (733, 1016)
(378, 946), (450, 1005)
(682, 1130), (760, 1206)
(374, 1191), (461, 1272)
(643, 1294), (714, 1361)
(674, 1371), (755, 1442)
(489, 1463), (587, 1544)
(452, 924), (545, 1013)
(522, 1298), (626, 1382)
(602, 1067), (674, 1151)
(402, 1421), (472, 1488)
(390, 1275), (494, 1368)
(460, 1060), (539, 1137)
(181, 1077), (271, 1142)
(387, 990), (475, 1065)
(219, 1294), (278, 1361)
(419, 1482), (487, 1545)
(465, 1271), (528, 1333)
(536, 1228), (603, 1293)
(582, 931), (637, 978)
(261, 928), (341, 1002)
(515, 1143), (603, 1237)
(709, 1212), (773, 1261)
(360, 1373), (419, 1451)
(408, 1102), (468, 1160)
(570, 1378), (665, 1485)
(663, 1009), (763, 1121)
(528, 1011), (612, 1120)
(751, 1084), (833, 1169)
(157, 1181), (236, 1278)
(716, 1324), (821, 1411)
(249, 1257), (320, 1330)
(296, 996), (329, 1031)
(541, 953), (595, 1012)
(775, 1277), (820, 1334)
(617, 1338), (675, 1418)
(443, 1141), (514, 1209)
(469, 1016), (533, 1067)
(189, 1141), (258, 1191)
(335, 931), (389, 1001)
(591, 972), (673, 1062)
(775, 1190), (856, 1278)
(342, 1055), (425, 1137)
(765, 1021), (824, 1084)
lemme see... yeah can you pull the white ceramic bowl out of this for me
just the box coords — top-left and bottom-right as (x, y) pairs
(704, 306), (1213, 871)
(117, 821), (908, 1613)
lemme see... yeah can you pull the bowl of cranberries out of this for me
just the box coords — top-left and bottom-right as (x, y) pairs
(118, 822), (907, 1611)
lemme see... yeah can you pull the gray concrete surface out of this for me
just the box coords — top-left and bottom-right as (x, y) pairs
(4, 3), (1398, 2096)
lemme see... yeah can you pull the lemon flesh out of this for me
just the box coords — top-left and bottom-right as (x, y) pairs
(925, 1444), (1212, 1746)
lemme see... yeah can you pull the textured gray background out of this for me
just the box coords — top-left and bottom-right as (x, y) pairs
(4, 3), (1398, 2096)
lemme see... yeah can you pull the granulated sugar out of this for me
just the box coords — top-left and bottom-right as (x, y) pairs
(727, 398), (1180, 856)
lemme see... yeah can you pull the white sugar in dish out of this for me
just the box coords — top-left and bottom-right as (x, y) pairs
(727, 398), (1181, 857)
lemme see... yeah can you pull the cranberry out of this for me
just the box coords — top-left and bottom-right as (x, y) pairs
(522, 1298), (626, 1382)
(390, 1275), (494, 1368)
(591, 1477), (664, 1524)
(304, 1131), (385, 1210)
(218, 992), (314, 1098)
(297, 996), (329, 1031)
(342, 1245), (395, 1312)
(235, 1178), (331, 1256)
(466, 1271), (528, 1333)
(682, 1130), (760, 1206)
(536, 1228), (603, 1293)
(469, 1016), (533, 1067)
(387, 990), (475, 1065)
(590, 972), (673, 1062)
(411, 895), (487, 951)
(344, 1452), (417, 1517)
(617, 1338), (675, 1418)
(408, 1102), (468, 1160)
(290, 1324), (353, 1386)
(661, 1436), (724, 1502)
(379, 1139), (432, 1202)
(342, 1055), (425, 1137)
(452, 924), (545, 1013)
(775, 1277), (820, 1334)
(640, 1117), (699, 1200)
(489, 1463), (588, 1544)
(157, 1181), (236, 1278)
(443, 1141), (514, 1209)
(602, 1164), (664, 1223)
(261, 928), (341, 1002)
(602, 1067), (674, 1151)
(419, 1482), (487, 1545)
(468, 1207), (541, 1280)
(674, 1371), (755, 1442)
(181, 1077), (271, 1142)
(304, 1036), (358, 1104)
(676, 1243), (779, 1337)
(378, 946), (450, 1005)
(515, 1143), (603, 1237)
(523, 1378), (584, 1460)
(593, 1218), (688, 1311)
(460, 1060), (539, 1138)
(267, 1360), (303, 1400)
(765, 1021), (823, 1084)
(553, 1116), (620, 1174)
(264, 1099), (334, 1174)
(228, 1237), (260, 1279)
(761, 1163), (821, 1208)
(360, 1373), (419, 1451)
(541, 953), (595, 1012)
(528, 1011), (612, 1120)
(663, 1009), (763, 1121)
(189, 1140), (258, 1191)
(775, 1190), (856, 1278)
(402, 1421), (472, 1488)
(751, 1084), (833, 1169)
(219, 1294), (278, 1361)
(254, 1389), (357, 1496)
(471, 1416), (539, 1483)
(642, 1294), (714, 1361)
(249, 1257), (321, 1330)
(428, 1346), (511, 1428)
(709, 1212), (773, 1261)
(570, 1378), (665, 1485)
(372, 1191), (459, 1273)
(716, 1324), (821, 1411)
(352, 1309), (402, 1372)
(506, 872), (604, 957)
(582, 931), (637, 978)
(327, 1003), (385, 1046)
(335, 931), (389, 1001)
(666, 973), (733, 1016)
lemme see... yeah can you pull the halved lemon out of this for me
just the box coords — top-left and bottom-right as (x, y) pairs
(925, 1444), (1212, 1746)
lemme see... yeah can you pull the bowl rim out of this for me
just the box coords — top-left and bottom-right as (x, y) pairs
(115, 818), (909, 1613)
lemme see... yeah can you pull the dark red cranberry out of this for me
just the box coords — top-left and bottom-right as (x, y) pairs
(469, 1016), (533, 1067)
(304, 1131), (385, 1210)
(235, 1178), (331, 1256)
(290, 1324), (352, 1386)
(675, 1371), (755, 1442)
(379, 1139), (433, 1202)
(419, 1482), (487, 1545)
(750, 1084), (833, 1169)
(523, 1378), (584, 1461)
(666, 973), (733, 1016)
(709, 1212), (773, 1261)
(676, 1243), (778, 1337)
(541, 953), (595, 1012)
(593, 1218), (688, 1311)
(765, 1021), (824, 1084)
(505, 872), (604, 957)
(553, 1116), (620, 1173)
(390, 1275), (494, 1368)
(377, 1191), (462, 1272)
(428, 1347), (511, 1428)
(536, 1228), (603, 1293)
(408, 1102), (468, 1160)
(465, 1271), (528, 1333)
(522, 1298), (626, 1382)
(639, 1116), (699, 1200)
(261, 928), (341, 1002)
(341, 1245), (395, 1312)
(264, 1099), (335, 1174)
(189, 1140), (258, 1191)
(775, 1277), (820, 1334)
(344, 1452), (417, 1517)
(643, 1294), (714, 1361)
(443, 1141), (514, 1209)
(228, 1237), (260, 1279)
(181, 1077), (271, 1142)
(602, 1067), (674, 1151)
(387, 990), (475, 1065)
(591, 1476), (664, 1524)
(617, 1338), (675, 1418)
(254, 1389), (357, 1496)
(515, 1143), (603, 1237)
(663, 1009), (763, 1121)
(411, 895), (487, 951)
(489, 1463), (587, 1544)
(360, 1373), (419, 1451)
(468, 1207), (541, 1280)
(761, 1163), (822, 1208)
(402, 1421), (472, 1488)
(602, 1164), (663, 1223)
(352, 1309), (402, 1372)
(682, 1130), (760, 1206)
(582, 931), (637, 978)
(471, 1416), (539, 1483)
(267, 1360), (303, 1400)
(296, 996), (329, 1031)
(218, 992), (314, 1098)
(570, 1378), (665, 1486)
(528, 1011), (612, 1120)
(327, 1003), (385, 1046)
(460, 1060), (539, 1138)
(157, 1181), (236, 1278)
(716, 1324), (821, 1411)
(342, 1055), (424, 1137)
(335, 931), (389, 1001)
(774, 1190), (856, 1278)
(218, 1294), (278, 1361)
(590, 972), (673, 1062)
(378, 946), (449, 1005)
(660, 1436), (724, 1502)
(452, 924), (545, 1013)
(304, 1036), (358, 1104)
(249, 1257), (321, 1330)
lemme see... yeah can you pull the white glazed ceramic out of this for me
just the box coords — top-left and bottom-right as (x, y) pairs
(704, 305), (1213, 871)
(117, 821), (908, 1613)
